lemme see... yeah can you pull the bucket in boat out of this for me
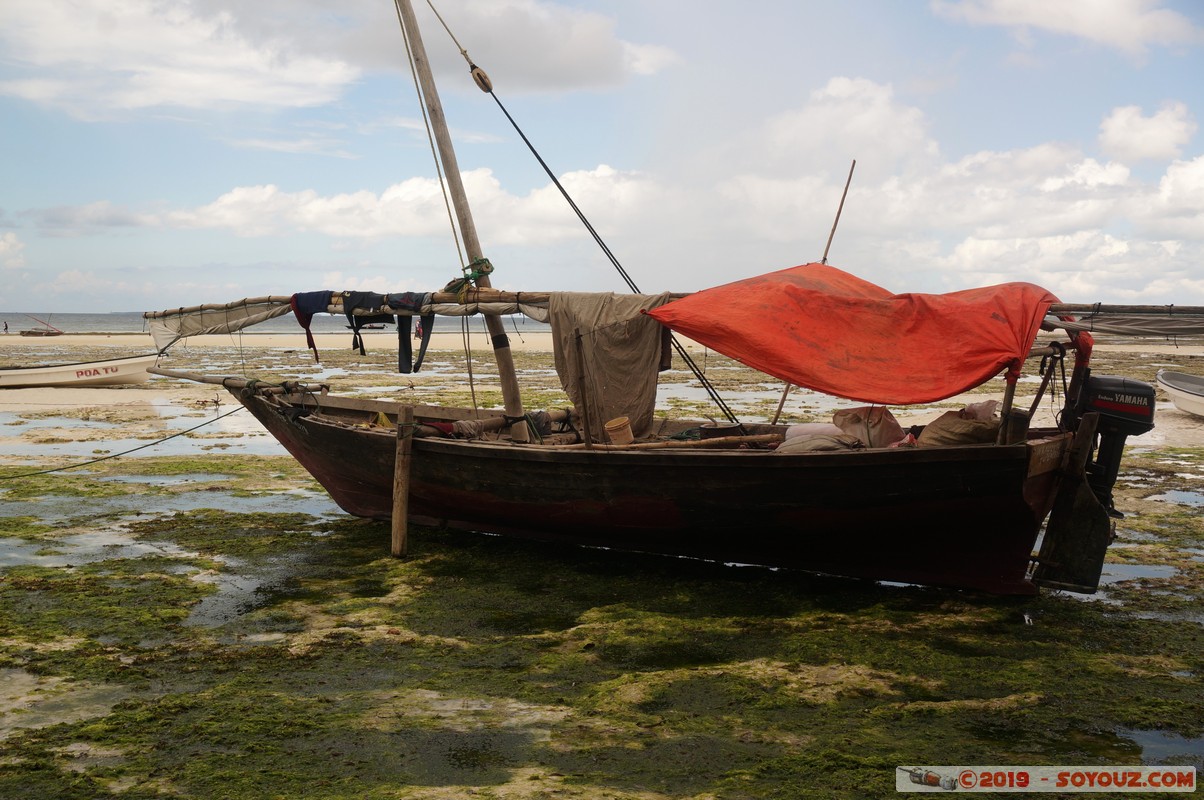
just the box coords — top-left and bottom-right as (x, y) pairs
(700, 421), (740, 439)
(604, 416), (634, 445)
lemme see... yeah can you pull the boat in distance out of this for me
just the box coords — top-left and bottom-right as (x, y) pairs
(0, 353), (158, 389)
(17, 313), (65, 337)
(1156, 369), (1204, 419)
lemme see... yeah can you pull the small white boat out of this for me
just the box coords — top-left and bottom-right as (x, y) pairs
(0, 353), (158, 389)
(1156, 369), (1204, 419)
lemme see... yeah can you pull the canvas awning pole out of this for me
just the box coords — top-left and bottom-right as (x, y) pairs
(821, 160), (856, 266)
(772, 159), (856, 425)
(395, 0), (528, 442)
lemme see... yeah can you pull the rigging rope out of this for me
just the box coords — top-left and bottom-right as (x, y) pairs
(423, 1), (740, 424)
(0, 406), (247, 481)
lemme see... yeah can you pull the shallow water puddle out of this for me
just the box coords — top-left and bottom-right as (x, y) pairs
(1062, 561), (1183, 609)
(185, 551), (316, 628)
(1099, 563), (1179, 584)
(1, 427), (286, 459)
(0, 669), (131, 742)
(0, 528), (197, 568)
(100, 472), (233, 485)
(0, 398), (286, 459)
(1149, 489), (1204, 507)
(1119, 727), (1204, 768)
(1, 488), (339, 522)
(1, 515), (337, 629)
(0, 411), (122, 431)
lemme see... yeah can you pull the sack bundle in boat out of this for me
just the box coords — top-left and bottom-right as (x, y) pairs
(917, 400), (1001, 446)
(832, 406), (906, 448)
(776, 433), (864, 453)
(783, 422), (843, 440)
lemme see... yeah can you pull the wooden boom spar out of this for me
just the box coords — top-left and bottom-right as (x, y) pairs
(1049, 303), (1204, 315)
(143, 295), (1204, 321)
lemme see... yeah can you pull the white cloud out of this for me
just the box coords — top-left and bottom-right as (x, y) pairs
(1134, 155), (1204, 237)
(0, 232), (26, 268)
(0, 0), (674, 122)
(403, 0), (680, 90)
(621, 42), (681, 77)
(1099, 103), (1198, 161)
(224, 137), (358, 158)
(155, 165), (672, 249)
(37, 268), (118, 293)
(319, 271), (395, 294)
(13, 70), (1204, 307)
(0, 0), (359, 118)
(759, 78), (940, 181)
(1040, 159), (1131, 191)
(939, 232), (1201, 302)
(31, 202), (156, 237)
(931, 0), (1204, 56)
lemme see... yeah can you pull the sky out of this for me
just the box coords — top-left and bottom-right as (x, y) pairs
(1, 0), (1203, 313)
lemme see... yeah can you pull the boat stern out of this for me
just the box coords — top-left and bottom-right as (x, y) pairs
(1033, 374), (1155, 593)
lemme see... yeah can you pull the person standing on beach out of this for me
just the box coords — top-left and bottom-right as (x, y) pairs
(3, 322), (7, 333)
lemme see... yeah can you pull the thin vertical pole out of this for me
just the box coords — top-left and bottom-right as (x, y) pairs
(391, 405), (415, 557)
(822, 160), (856, 264)
(773, 159), (857, 425)
(573, 328), (594, 448)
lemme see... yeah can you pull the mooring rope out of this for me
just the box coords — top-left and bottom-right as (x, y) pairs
(0, 406), (247, 481)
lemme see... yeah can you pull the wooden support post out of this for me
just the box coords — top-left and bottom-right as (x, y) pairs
(770, 383), (792, 425)
(995, 379), (1018, 444)
(573, 328), (594, 448)
(391, 405), (415, 557)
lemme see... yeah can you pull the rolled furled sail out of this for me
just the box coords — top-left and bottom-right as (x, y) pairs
(1046, 314), (1204, 338)
(145, 297), (294, 352)
(647, 262), (1058, 405)
(145, 293), (553, 353)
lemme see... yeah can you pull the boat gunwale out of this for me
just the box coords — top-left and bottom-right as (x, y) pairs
(0, 352), (160, 373)
(254, 389), (1064, 466)
(1156, 369), (1204, 394)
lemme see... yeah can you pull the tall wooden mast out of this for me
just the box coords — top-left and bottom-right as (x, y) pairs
(395, 0), (528, 440)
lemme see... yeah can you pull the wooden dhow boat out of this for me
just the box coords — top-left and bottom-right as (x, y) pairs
(18, 314), (64, 337)
(145, 0), (1204, 596)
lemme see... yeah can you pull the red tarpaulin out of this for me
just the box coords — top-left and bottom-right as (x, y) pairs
(646, 263), (1059, 405)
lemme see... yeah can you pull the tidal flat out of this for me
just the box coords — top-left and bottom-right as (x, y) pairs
(0, 339), (1202, 798)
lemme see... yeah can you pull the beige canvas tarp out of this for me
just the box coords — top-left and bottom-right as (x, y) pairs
(548, 292), (673, 441)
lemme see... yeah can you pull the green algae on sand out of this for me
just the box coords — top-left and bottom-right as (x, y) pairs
(0, 449), (1201, 798)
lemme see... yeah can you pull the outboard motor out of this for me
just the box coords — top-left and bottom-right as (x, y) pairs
(1036, 370), (1156, 593)
(1072, 374), (1156, 516)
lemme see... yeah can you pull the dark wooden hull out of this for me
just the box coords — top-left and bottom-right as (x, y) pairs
(231, 388), (1074, 595)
